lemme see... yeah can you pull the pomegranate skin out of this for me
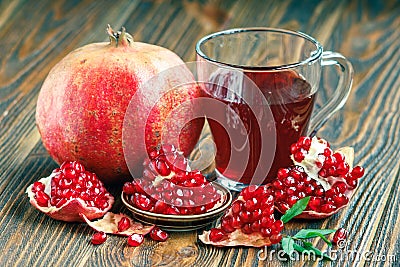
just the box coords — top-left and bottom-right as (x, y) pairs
(36, 26), (203, 183)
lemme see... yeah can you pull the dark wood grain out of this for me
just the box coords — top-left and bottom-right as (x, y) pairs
(1, 0), (399, 266)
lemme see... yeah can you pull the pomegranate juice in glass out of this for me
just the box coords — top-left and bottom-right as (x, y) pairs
(196, 28), (353, 191)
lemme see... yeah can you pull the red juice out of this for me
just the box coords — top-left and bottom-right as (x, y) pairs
(202, 69), (315, 184)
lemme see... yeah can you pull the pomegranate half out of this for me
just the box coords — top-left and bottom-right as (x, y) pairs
(36, 25), (203, 183)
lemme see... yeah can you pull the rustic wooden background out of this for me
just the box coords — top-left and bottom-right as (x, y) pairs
(0, 0), (399, 266)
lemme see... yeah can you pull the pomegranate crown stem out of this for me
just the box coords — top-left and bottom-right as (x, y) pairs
(107, 24), (133, 47)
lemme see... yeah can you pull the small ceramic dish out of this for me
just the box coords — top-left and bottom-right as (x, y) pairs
(121, 182), (232, 231)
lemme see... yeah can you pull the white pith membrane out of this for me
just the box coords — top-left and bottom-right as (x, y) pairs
(81, 212), (154, 236)
(198, 195), (277, 248)
(26, 171), (114, 222)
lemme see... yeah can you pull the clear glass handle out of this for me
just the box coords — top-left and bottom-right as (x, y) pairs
(307, 51), (354, 137)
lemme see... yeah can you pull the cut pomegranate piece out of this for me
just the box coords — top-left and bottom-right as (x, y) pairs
(123, 145), (222, 215)
(26, 161), (114, 222)
(272, 136), (365, 219)
(81, 212), (154, 236)
(199, 185), (283, 247)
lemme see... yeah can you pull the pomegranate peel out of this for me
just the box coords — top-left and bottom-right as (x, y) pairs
(81, 212), (154, 236)
(26, 162), (114, 222)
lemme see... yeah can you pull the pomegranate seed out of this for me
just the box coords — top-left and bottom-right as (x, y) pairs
(32, 182), (45, 192)
(63, 168), (76, 180)
(251, 220), (261, 232)
(277, 168), (289, 179)
(333, 182), (347, 193)
(155, 159), (171, 176)
(133, 194), (152, 211)
(241, 185), (259, 200)
(333, 228), (348, 244)
(35, 191), (50, 207)
(242, 224), (253, 234)
(271, 220), (284, 234)
(127, 233), (144, 247)
(287, 195), (299, 206)
(351, 166), (364, 179)
(308, 197), (321, 211)
(320, 204), (336, 213)
(231, 201), (242, 215)
(55, 198), (67, 208)
(347, 179), (358, 189)
(239, 210), (252, 223)
(290, 144), (298, 154)
(117, 217), (131, 232)
(221, 216), (235, 233)
(270, 233), (283, 243)
(231, 216), (242, 229)
(123, 182), (136, 194)
(332, 194), (349, 206)
(91, 231), (107, 245)
(209, 229), (226, 242)
(149, 227), (169, 242)
(260, 227), (272, 237)
(244, 198), (258, 211)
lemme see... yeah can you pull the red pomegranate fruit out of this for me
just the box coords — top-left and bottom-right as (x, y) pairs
(271, 136), (365, 219)
(123, 145), (222, 215)
(35, 25), (203, 184)
(26, 161), (114, 222)
(199, 185), (283, 247)
(82, 212), (154, 236)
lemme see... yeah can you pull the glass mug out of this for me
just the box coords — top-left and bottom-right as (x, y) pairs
(195, 28), (353, 191)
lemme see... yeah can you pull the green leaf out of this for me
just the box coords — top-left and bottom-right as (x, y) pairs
(294, 229), (336, 246)
(281, 237), (295, 257)
(280, 196), (310, 223)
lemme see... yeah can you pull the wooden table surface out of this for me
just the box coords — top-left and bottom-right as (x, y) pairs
(1, 0), (399, 266)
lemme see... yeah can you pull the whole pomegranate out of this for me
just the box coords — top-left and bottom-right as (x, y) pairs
(36, 25), (203, 183)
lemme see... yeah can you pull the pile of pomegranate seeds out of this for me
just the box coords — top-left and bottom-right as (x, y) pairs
(271, 136), (365, 218)
(123, 146), (222, 215)
(27, 161), (114, 222)
(199, 185), (283, 247)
